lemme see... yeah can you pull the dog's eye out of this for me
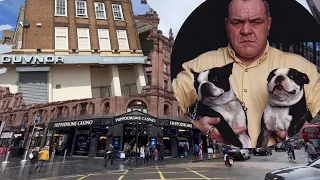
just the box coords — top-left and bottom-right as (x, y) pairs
(289, 75), (294, 79)
(213, 77), (218, 82)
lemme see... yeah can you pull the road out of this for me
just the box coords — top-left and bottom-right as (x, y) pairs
(0, 148), (311, 180)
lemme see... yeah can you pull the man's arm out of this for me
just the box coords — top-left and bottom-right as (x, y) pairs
(305, 63), (320, 118)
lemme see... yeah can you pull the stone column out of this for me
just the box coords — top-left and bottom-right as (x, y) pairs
(110, 65), (122, 96)
(133, 64), (146, 94)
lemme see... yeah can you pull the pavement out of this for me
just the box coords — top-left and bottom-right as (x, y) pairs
(0, 149), (312, 180)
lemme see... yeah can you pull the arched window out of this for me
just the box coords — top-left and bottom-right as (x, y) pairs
(127, 100), (148, 113)
(164, 104), (170, 116)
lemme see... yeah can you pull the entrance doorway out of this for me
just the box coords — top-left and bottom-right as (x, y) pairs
(123, 123), (148, 149)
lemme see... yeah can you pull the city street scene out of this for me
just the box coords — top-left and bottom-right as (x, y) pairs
(0, 0), (320, 180)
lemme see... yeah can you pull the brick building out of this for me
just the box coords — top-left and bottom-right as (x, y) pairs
(0, 1), (194, 158)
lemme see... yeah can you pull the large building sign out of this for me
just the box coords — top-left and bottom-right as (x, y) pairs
(0, 54), (147, 65)
(1, 55), (64, 64)
(169, 121), (193, 128)
(53, 120), (93, 128)
(114, 115), (158, 125)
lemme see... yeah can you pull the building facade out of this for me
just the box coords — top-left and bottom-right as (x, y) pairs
(0, 1), (195, 158)
(307, 0), (320, 25)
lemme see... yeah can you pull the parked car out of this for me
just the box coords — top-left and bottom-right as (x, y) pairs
(228, 146), (250, 160)
(265, 158), (320, 180)
(275, 143), (286, 152)
(253, 147), (272, 156)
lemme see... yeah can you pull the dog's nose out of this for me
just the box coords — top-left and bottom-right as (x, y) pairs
(275, 75), (285, 84)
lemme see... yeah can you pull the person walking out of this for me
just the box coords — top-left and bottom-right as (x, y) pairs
(28, 147), (39, 174)
(35, 146), (49, 172)
(103, 144), (114, 167)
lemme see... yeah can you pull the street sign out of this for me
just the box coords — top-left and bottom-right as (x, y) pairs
(34, 114), (41, 124)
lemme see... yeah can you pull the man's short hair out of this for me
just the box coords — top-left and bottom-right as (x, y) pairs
(226, 0), (271, 18)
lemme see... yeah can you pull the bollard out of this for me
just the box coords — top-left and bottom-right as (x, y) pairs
(50, 150), (55, 164)
(2, 151), (10, 164)
(62, 149), (67, 163)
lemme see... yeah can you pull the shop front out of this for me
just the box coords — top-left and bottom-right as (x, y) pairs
(111, 110), (163, 152)
(47, 118), (113, 157)
(0, 126), (27, 157)
(161, 120), (194, 157)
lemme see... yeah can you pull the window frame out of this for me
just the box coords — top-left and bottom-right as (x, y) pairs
(77, 28), (91, 50)
(111, 4), (124, 21)
(97, 29), (111, 51)
(94, 2), (107, 19)
(75, 0), (88, 18)
(116, 30), (130, 50)
(55, 27), (69, 50)
(55, 0), (68, 16)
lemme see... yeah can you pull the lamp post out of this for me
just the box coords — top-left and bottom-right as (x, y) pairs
(22, 113), (40, 161)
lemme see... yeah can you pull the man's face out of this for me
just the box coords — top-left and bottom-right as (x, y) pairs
(226, 0), (272, 59)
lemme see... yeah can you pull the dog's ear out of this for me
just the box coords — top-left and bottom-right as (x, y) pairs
(300, 72), (309, 84)
(190, 69), (200, 82)
(267, 69), (277, 83)
(224, 62), (234, 74)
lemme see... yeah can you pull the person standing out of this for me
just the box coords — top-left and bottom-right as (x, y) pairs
(194, 144), (199, 159)
(199, 141), (203, 160)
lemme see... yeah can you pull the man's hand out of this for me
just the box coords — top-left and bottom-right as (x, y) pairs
(191, 116), (246, 143)
(275, 121), (310, 142)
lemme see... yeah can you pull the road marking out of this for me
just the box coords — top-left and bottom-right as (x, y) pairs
(132, 170), (209, 174)
(118, 170), (129, 180)
(76, 173), (97, 180)
(186, 168), (210, 180)
(156, 166), (166, 180)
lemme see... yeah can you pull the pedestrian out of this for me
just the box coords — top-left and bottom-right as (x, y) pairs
(145, 143), (150, 163)
(154, 148), (159, 162)
(140, 145), (145, 164)
(183, 143), (188, 158)
(160, 144), (165, 161)
(306, 141), (318, 162)
(194, 144), (199, 159)
(103, 144), (114, 167)
(172, 0), (320, 148)
(199, 141), (203, 160)
(35, 146), (49, 172)
(28, 147), (39, 174)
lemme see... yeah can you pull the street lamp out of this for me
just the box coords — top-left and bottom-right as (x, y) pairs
(22, 113), (40, 161)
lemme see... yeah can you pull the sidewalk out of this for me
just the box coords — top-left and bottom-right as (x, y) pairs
(0, 153), (223, 180)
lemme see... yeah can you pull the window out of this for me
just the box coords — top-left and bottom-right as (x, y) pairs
(98, 29), (111, 50)
(76, 0), (87, 17)
(94, 2), (106, 19)
(164, 63), (168, 73)
(55, 27), (68, 50)
(112, 4), (124, 20)
(55, 0), (67, 16)
(164, 80), (168, 90)
(77, 28), (91, 50)
(116, 30), (129, 50)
